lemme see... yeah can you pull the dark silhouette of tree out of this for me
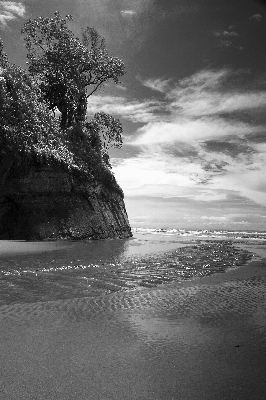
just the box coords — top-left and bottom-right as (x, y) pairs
(22, 12), (125, 129)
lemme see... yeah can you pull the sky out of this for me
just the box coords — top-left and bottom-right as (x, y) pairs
(1, 0), (266, 230)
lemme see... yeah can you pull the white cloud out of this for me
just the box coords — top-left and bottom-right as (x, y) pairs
(85, 67), (266, 209)
(0, 1), (26, 28)
(130, 118), (263, 146)
(116, 84), (127, 91)
(219, 40), (232, 48)
(110, 68), (266, 208)
(213, 30), (238, 37)
(167, 69), (266, 117)
(121, 10), (137, 16)
(112, 150), (242, 205)
(211, 167), (266, 207)
(138, 76), (171, 93)
(114, 142), (266, 208)
(0, 12), (12, 27)
(176, 68), (228, 90)
(88, 69), (266, 129)
(171, 90), (266, 117)
(2, 1), (24, 16)
(87, 95), (165, 123)
(250, 14), (262, 21)
(113, 154), (207, 197)
(200, 216), (227, 221)
(213, 29), (239, 49)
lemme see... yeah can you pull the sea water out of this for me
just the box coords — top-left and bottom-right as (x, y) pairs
(0, 228), (265, 306)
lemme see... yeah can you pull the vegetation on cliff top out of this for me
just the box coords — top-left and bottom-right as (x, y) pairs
(0, 12), (124, 179)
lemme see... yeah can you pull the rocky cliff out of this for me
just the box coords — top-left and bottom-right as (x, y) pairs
(0, 161), (132, 240)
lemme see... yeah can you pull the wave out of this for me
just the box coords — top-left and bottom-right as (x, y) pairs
(133, 227), (266, 241)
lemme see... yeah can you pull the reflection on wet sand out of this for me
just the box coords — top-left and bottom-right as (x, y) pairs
(0, 238), (253, 305)
(0, 233), (266, 399)
(1, 262), (266, 399)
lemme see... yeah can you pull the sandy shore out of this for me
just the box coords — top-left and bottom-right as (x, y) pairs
(0, 259), (266, 400)
(0, 240), (69, 255)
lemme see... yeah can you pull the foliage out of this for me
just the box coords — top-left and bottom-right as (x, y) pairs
(0, 39), (8, 68)
(22, 11), (125, 129)
(65, 121), (102, 174)
(0, 61), (76, 167)
(92, 112), (123, 151)
(0, 12), (125, 179)
(91, 112), (123, 168)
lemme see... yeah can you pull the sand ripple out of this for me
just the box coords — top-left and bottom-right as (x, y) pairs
(1, 274), (266, 325)
(0, 241), (254, 305)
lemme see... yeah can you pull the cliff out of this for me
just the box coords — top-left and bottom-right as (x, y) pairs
(0, 160), (132, 240)
(0, 60), (132, 240)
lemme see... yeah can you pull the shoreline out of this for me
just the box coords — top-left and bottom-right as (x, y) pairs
(0, 256), (265, 318)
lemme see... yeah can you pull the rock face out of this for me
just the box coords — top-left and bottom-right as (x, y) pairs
(0, 162), (132, 240)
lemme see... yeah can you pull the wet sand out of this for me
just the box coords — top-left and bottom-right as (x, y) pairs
(0, 240), (69, 255)
(0, 259), (266, 399)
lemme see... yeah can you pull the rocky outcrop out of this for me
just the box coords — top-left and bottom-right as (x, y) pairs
(0, 161), (132, 240)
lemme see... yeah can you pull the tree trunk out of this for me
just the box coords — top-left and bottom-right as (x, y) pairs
(75, 92), (87, 123)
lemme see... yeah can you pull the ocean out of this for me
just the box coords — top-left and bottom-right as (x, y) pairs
(1, 228), (265, 306)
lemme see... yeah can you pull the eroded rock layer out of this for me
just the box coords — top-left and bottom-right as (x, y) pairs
(0, 163), (132, 240)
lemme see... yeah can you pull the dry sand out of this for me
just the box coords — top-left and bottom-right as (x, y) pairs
(0, 259), (266, 400)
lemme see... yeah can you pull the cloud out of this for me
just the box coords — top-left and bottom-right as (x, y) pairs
(213, 28), (239, 49)
(166, 69), (266, 117)
(213, 30), (238, 37)
(138, 76), (171, 93)
(113, 152), (210, 197)
(200, 216), (227, 221)
(116, 84), (127, 91)
(110, 68), (266, 208)
(75, 0), (155, 52)
(121, 10), (137, 17)
(250, 14), (262, 21)
(84, 68), (266, 210)
(89, 69), (266, 129)
(219, 40), (232, 48)
(131, 119), (263, 146)
(210, 167), (266, 207)
(87, 95), (165, 123)
(0, 1), (26, 28)
(113, 129), (266, 206)
(124, 194), (266, 229)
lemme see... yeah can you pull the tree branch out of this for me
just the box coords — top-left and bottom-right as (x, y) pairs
(86, 81), (104, 98)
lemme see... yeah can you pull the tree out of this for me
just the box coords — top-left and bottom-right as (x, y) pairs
(0, 39), (8, 68)
(22, 12), (125, 129)
(91, 112), (122, 167)
(0, 54), (74, 167)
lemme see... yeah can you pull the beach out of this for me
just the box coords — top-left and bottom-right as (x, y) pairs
(0, 232), (266, 399)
